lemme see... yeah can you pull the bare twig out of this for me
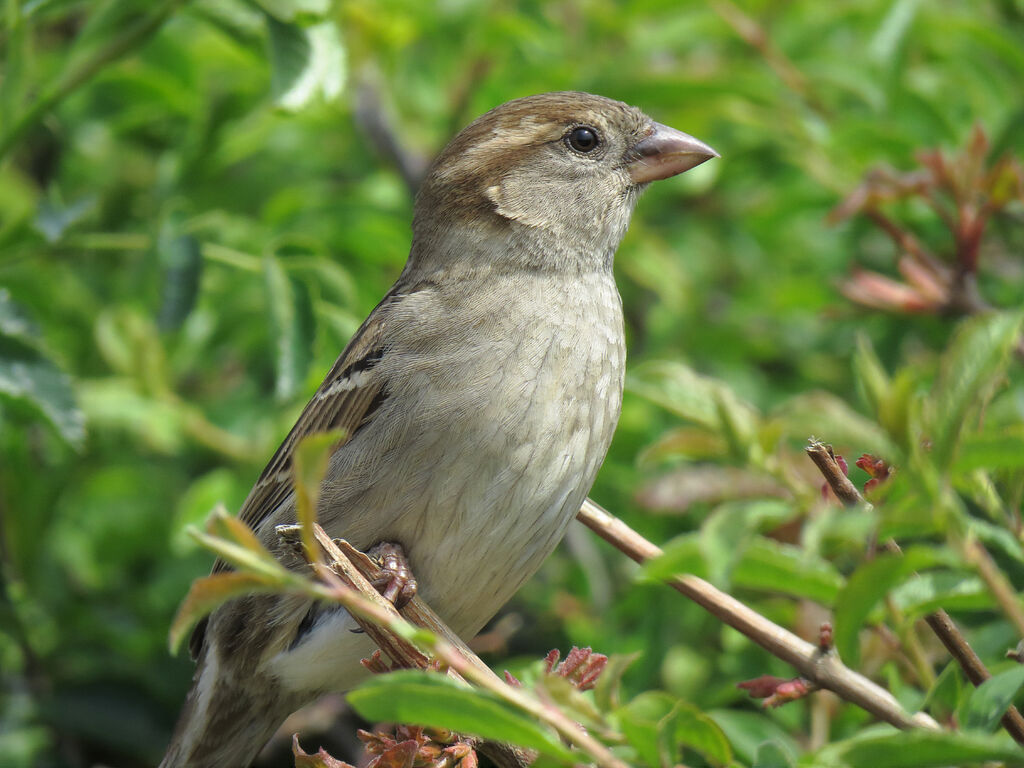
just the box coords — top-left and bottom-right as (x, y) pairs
(576, 499), (937, 730)
(354, 75), (430, 195)
(803, 442), (1024, 746)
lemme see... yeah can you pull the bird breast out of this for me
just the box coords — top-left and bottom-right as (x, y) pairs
(319, 267), (625, 638)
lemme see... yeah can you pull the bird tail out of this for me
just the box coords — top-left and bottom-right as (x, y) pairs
(159, 644), (296, 768)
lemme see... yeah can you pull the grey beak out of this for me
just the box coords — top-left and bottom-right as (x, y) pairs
(627, 122), (719, 184)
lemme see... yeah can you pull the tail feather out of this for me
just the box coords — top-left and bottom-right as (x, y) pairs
(159, 645), (298, 768)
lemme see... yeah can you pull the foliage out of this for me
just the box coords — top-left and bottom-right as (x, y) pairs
(2, 1), (1024, 767)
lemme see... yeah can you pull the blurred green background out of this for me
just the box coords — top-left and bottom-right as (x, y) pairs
(2, 1), (1024, 766)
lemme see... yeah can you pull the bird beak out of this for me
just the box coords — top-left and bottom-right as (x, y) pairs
(626, 122), (719, 184)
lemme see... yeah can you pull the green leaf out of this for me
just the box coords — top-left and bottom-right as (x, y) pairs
(868, 0), (922, 63)
(960, 665), (1024, 732)
(626, 361), (760, 436)
(264, 254), (315, 401)
(256, 0), (331, 23)
(292, 429), (345, 558)
(707, 710), (798, 767)
(592, 651), (640, 712)
(752, 740), (794, 768)
(852, 334), (890, 421)
(0, 341), (85, 447)
(347, 671), (574, 761)
(618, 692), (731, 767)
(832, 547), (943, 665)
(699, 500), (795, 588)
(817, 727), (1021, 767)
(267, 16), (345, 112)
(639, 532), (707, 583)
(156, 214), (202, 330)
(673, 702), (732, 766)
(731, 536), (845, 604)
(618, 691), (679, 767)
(889, 571), (991, 615)
(187, 507), (294, 583)
(931, 311), (1024, 469)
(770, 390), (897, 458)
(955, 427), (1024, 472)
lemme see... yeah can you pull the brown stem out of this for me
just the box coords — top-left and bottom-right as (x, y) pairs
(803, 443), (1024, 746)
(576, 500), (937, 730)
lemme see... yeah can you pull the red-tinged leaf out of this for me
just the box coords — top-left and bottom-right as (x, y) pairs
(169, 572), (285, 654)
(840, 269), (938, 313)
(368, 740), (418, 768)
(293, 734), (355, 767)
(764, 678), (811, 708)
(738, 675), (788, 699)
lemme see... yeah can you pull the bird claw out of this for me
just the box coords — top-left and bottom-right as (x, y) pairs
(367, 542), (418, 609)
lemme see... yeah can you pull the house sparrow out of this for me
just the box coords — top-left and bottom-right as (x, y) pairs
(160, 91), (716, 768)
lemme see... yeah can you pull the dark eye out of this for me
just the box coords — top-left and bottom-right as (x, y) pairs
(566, 126), (599, 153)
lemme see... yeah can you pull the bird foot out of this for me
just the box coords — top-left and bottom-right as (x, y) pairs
(366, 541), (418, 608)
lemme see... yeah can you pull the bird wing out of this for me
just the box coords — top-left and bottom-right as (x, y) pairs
(189, 285), (405, 658)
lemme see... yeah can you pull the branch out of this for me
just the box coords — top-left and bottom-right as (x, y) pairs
(803, 441), (1024, 746)
(575, 499), (938, 731)
(277, 525), (532, 768)
(354, 75), (430, 195)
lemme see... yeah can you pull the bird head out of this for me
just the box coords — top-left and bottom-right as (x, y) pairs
(410, 91), (717, 273)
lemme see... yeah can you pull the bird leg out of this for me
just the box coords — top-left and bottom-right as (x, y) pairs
(366, 541), (418, 609)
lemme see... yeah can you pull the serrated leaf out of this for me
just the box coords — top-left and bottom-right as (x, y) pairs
(931, 311), (1024, 469)
(264, 255), (315, 401)
(347, 671), (574, 761)
(267, 17), (345, 112)
(817, 727), (1020, 767)
(833, 547), (943, 665)
(168, 571), (285, 654)
(731, 536), (845, 604)
(960, 665), (1024, 732)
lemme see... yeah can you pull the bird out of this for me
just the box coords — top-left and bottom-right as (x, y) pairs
(160, 91), (717, 768)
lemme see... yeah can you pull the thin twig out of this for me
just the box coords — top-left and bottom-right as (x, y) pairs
(284, 525), (628, 768)
(576, 499), (937, 731)
(354, 75), (430, 195)
(804, 441), (1024, 746)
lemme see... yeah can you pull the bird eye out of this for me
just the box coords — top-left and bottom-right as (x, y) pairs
(566, 126), (599, 153)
